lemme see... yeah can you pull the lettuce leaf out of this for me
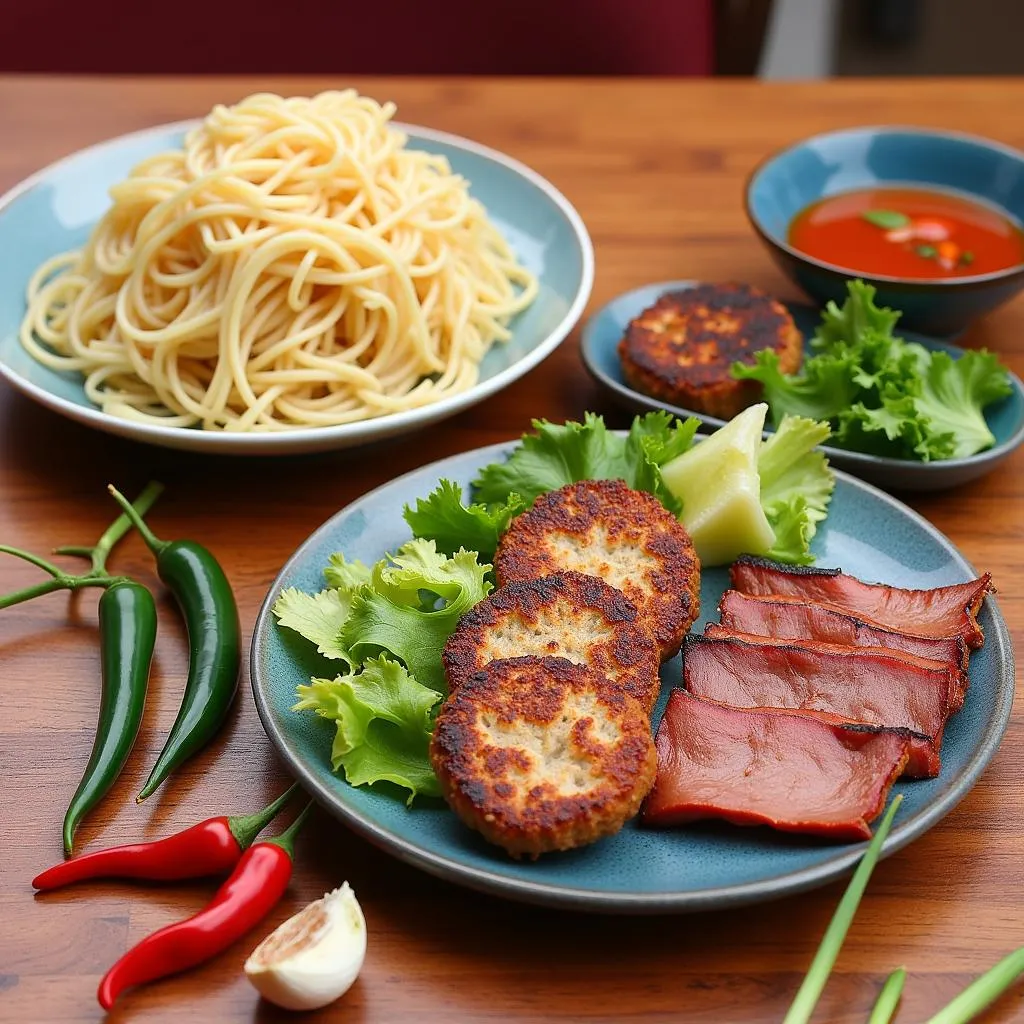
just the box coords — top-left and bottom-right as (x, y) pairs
(342, 541), (491, 691)
(731, 280), (1012, 461)
(471, 410), (699, 514)
(273, 586), (355, 662)
(733, 347), (861, 424)
(402, 479), (526, 561)
(293, 656), (442, 804)
(324, 554), (373, 592)
(758, 416), (835, 565)
(276, 540), (491, 802)
(913, 349), (1012, 459)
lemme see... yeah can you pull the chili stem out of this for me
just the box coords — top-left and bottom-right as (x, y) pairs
(0, 574), (113, 610)
(0, 482), (163, 609)
(229, 782), (301, 851)
(0, 544), (64, 578)
(782, 795), (903, 1024)
(53, 545), (95, 558)
(868, 967), (907, 1024)
(264, 800), (315, 859)
(90, 482), (164, 574)
(107, 485), (167, 556)
(925, 947), (1024, 1024)
(56, 482), (164, 575)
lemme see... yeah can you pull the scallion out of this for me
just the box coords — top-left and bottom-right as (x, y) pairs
(925, 946), (1024, 1024)
(868, 967), (907, 1024)
(782, 795), (903, 1024)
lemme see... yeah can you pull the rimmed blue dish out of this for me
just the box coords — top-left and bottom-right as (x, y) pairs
(745, 126), (1024, 336)
(580, 280), (1024, 493)
(250, 439), (1014, 914)
(0, 119), (594, 456)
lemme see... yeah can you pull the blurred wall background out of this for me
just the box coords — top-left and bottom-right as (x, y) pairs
(3, 0), (1023, 78)
(762, 0), (1024, 79)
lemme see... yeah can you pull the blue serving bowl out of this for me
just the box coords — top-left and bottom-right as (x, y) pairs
(745, 126), (1024, 335)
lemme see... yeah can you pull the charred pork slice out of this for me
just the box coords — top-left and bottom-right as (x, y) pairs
(730, 556), (992, 649)
(642, 691), (909, 841)
(683, 634), (952, 777)
(716, 590), (970, 689)
(702, 624), (964, 712)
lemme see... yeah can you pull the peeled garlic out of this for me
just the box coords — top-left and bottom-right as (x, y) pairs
(244, 883), (365, 1011)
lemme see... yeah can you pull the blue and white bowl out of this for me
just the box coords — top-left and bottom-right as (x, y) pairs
(746, 126), (1024, 335)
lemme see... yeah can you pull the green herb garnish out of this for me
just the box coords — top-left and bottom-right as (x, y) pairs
(926, 947), (1024, 1023)
(863, 209), (911, 229)
(916, 244), (938, 259)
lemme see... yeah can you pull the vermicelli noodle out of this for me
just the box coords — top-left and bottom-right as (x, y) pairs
(19, 91), (538, 431)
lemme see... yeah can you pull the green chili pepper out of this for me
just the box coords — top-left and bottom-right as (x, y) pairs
(108, 487), (241, 801)
(64, 579), (156, 854)
(0, 482), (163, 852)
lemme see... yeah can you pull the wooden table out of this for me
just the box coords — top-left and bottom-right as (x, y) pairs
(1, 76), (1021, 1024)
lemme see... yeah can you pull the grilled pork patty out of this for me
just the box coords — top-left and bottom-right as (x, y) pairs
(495, 479), (700, 660)
(431, 656), (657, 858)
(617, 281), (802, 418)
(442, 570), (661, 714)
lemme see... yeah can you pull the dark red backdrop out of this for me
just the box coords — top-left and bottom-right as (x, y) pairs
(2, 0), (714, 75)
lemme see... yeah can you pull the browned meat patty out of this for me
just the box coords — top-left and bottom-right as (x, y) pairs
(494, 479), (700, 660)
(442, 570), (661, 714)
(430, 656), (657, 858)
(617, 281), (803, 418)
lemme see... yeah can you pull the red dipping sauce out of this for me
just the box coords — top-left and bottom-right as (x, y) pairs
(788, 186), (1024, 280)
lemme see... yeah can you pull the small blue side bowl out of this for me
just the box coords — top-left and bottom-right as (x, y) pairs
(746, 126), (1024, 335)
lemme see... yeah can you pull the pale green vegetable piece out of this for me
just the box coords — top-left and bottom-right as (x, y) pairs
(868, 967), (906, 1024)
(659, 403), (776, 566)
(783, 795), (903, 1024)
(926, 946), (1024, 1024)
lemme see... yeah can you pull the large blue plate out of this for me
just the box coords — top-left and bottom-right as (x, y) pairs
(0, 120), (593, 455)
(580, 280), (1024, 492)
(251, 443), (1014, 914)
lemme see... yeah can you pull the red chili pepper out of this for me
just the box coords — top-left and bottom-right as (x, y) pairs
(32, 784), (297, 891)
(97, 801), (314, 1010)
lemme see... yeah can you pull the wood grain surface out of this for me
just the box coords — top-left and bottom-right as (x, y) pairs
(0, 76), (1021, 1024)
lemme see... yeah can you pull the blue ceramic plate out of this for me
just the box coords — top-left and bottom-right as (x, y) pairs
(580, 280), (1024, 492)
(250, 441), (1014, 914)
(0, 121), (593, 456)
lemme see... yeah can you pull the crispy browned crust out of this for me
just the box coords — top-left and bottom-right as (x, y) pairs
(442, 570), (661, 713)
(430, 656), (657, 858)
(494, 479), (700, 660)
(617, 282), (803, 418)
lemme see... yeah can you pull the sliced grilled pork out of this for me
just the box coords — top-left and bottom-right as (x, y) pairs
(642, 691), (909, 841)
(729, 556), (991, 649)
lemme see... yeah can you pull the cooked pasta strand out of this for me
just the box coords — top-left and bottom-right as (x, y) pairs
(19, 91), (537, 431)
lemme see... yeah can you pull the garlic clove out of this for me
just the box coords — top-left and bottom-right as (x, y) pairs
(244, 883), (366, 1011)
